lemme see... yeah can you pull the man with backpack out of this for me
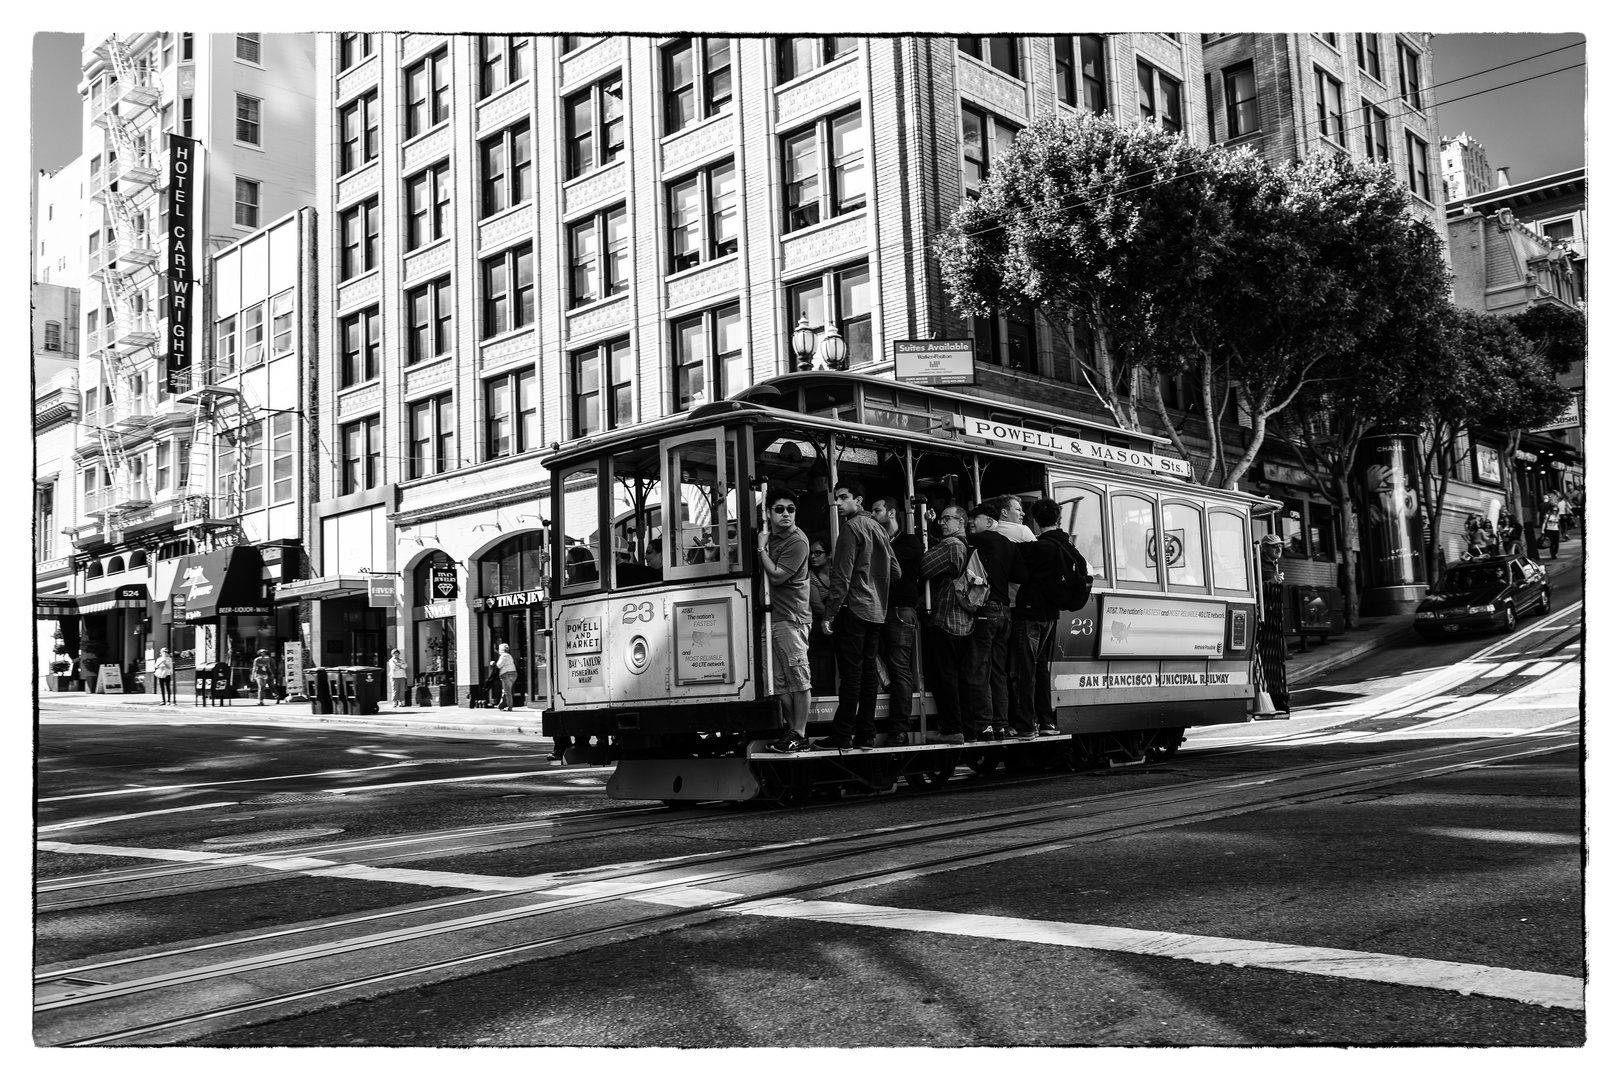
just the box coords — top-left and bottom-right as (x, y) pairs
(1011, 498), (1089, 737)
(967, 502), (1029, 741)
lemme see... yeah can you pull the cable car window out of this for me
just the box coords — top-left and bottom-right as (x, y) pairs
(610, 443), (665, 587)
(1111, 492), (1159, 585)
(1210, 509), (1250, 591)
(1163, 501), (1207, 589)
(558, 465), (601, 589)
(1053, 481), (1106, 583)
(662, 427), (740, 579)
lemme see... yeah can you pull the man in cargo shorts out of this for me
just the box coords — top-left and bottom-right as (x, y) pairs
(757, 487), (814, 753)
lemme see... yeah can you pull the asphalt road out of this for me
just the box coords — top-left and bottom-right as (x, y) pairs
(35, 596), (1584, 1048)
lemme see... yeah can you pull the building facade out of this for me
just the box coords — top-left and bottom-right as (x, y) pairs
(1440, 131), (1491, 202)
(49, 32), (318, 694)
(308, 32), (1210, 707)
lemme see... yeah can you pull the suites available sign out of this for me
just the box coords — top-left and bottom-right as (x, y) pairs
(956, 416), (1192, 478)
(165, 135), (199, 393)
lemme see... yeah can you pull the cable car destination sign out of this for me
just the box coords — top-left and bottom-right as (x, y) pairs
(953, 415), (1192, 478)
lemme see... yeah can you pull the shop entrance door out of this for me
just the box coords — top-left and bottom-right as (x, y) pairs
(484, 609), (531, 707)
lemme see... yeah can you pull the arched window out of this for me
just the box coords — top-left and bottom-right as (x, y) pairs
(86, 560), (104, 579)
(413, 551), (457, 601)
(106, 556), (126, 574)
(477, 532), (545, 595)
(1109, 492), (1160, 586)
(128, 549), (148, 569)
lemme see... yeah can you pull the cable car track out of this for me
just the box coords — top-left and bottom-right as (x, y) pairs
(36, 731), (1574, 1046)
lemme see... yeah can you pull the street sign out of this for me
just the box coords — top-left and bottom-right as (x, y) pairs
(431, 565), (459, 600)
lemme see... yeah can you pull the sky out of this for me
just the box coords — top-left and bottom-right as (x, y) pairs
(29, 30), (1587, 184)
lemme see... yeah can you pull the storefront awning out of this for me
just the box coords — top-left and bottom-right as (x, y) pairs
(75, 584), (149, 614)
(35, 595), (78, 618)
(169, 546), (269, 622)
(274, 575), (369, 600)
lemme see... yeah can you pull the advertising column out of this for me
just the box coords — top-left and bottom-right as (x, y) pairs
(1356, 432), (1428, 615)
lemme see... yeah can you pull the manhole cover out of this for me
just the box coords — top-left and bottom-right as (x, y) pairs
(247, 791), (347, 805)
(202, 827), (345, 847)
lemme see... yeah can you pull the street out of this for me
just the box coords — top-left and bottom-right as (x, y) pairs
(34, 590), (1583, 1048)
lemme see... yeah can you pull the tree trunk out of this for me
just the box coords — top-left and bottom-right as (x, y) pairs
(1335, 472), (1361, 629)
(1147, 375), (1202, 480)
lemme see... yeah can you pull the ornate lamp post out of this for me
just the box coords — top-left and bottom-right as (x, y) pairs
(790, 315), (818, 372)
(819, 324), (848, 371)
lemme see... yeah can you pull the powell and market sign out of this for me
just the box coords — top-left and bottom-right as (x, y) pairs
(164, 135), (199, 393)
(954, 416), (1192, 478)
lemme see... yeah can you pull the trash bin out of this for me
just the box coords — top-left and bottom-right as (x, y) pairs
(305, 667), (333, 715)
(330, 667), (354, 714)
(347, 665), (384, 716)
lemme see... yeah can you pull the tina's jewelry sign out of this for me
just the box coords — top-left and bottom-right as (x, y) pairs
(673, 599), (733, 685)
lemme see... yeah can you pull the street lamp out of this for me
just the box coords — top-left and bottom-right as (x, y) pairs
(790, 315), (818, 372)
(819, 324), (848, 370)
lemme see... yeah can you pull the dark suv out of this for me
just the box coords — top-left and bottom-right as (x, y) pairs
(1414, 555), (1552, 639)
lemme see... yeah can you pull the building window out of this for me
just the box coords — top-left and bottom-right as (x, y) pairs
(484, 367), (537, 459)
(480, 121), (532, 217)
(775, 36), (856, 83)
(407, 277), (453, 363)
(181, 96), (193, 137)
(236, 33), (261, 64)
(235, 94), (261, 145)
(271, 413), (294, 503)
(1397, 41), (1422, 109)
(1356, 33), (1382, 81)
(339, 197), (379, 280)
(572, 337), (632, 438)
(567, 205), (628, 307)
(1362, 100), (1390, 162)
(1224, 62), (1259, 138)
(240, 421), (267, 510)
(1314, 68), (1345, 146)
(561, 35), (591, 54)
(215, 314), (238, 377)
(229, 176), (259, 227)
(1541, 219), (1575, 243)
(338, 32), (375, 71)
(270, 290), (294, 356)
(339, 91), (379, 174)
(478, 35), (531, 98)
(162, 33), (174, 70)
(668, 159), (737, 273)
(409, 394), (455, 479)
(340, 416), (382, 495)
(1406, 131), (1431, 201)
(482, 243), (535, 337)
(1317, 33), (1338, 48)
(43, 321), (61, 351)
(181, 33), (193, 62)
(961, 105), (1019, 199)
(663, 37), (732, 134)
(564, 73), (624, 179)
(785, 262), (872, 371)
(971, 305), (1036, 371)
(405, 48), (450, 138)
(958, 36), (1020, 78)
(35, 484), (53, 562)
(782, 107), (865, 232)
(240, 303), (266, 368)
(340, 306), (380, 387)
(1137, 62), (1182, 134)
(672, 303), (744, 411)
(1054, 35), (1106, 114)
(405, 160), (451, 251)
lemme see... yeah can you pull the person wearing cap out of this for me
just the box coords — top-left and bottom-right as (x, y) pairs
(757, 487), (814, 754)
(815, 477), (900, 751)
(967, 501), (1028, 740)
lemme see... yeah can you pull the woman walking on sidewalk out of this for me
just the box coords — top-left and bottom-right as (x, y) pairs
(252, 649), (276, 705)
(153, 648), (175, 705)
(387, 648), (410, 708)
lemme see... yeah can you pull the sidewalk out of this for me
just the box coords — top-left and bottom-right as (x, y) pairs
(39, 537), (1580, 735)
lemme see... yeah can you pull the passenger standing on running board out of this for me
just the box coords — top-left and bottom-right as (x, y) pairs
(871, 496), (923, 746)
(1011, 498), (1077, 737)
(758, 488), (814, 753)
(920, 505), (973, 744)
(815, 477), (899, 751)
(968, 502), (1028, 740)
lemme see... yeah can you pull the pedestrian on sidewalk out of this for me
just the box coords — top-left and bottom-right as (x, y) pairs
(153, 648), (175, 705)
(1540, 498), (1564, 560)
(252, 649), (275, 705)
(495, 643), (519, 710)
(387, 648), (410, 708)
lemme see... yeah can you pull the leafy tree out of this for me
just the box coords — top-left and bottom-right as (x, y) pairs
(1470, 323), (1576, 531)
(1507, 303), (1585, 376)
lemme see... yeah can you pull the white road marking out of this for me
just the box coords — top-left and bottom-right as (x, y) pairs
(36, 803), (239, 833)
(325, 768), (609, 793)
(38, 755), (535, 802)
(1521, 661), (1561, 677)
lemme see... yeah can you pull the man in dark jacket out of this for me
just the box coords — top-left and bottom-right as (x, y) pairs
(872, 496), (923, 745)
(817, 477), (900, 750)
(967, 501), (1028, 740)
(1011, 498), (1082, 736)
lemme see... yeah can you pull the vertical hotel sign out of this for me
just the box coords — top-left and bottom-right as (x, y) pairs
(165, 135), (199, 392)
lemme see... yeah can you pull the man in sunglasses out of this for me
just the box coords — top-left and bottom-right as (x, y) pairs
(816, 477), (900, 750)
(757, 488), (814, 752)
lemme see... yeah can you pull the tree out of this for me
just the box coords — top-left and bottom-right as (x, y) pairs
(1470, 329), (1575, 532)
(1508, 303), (1585, 376)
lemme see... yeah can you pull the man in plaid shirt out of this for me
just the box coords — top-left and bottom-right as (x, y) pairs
(920, 504), (976, 743)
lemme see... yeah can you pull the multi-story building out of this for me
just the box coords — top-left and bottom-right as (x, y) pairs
(1200, 32), (1448, 614)
(54, 32), (317, 693)
(1440, 131), (1491, 202)
(36, 369), (81, 693)
(307, 32), (1210, 707)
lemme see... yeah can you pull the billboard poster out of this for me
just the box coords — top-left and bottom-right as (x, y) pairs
(1357, 433), (1426, 588)
(1095, 596), (1227, 659)
(673, 599), (732, 685)
(165, 135), (199, 392)
(894, 339), (975, 385)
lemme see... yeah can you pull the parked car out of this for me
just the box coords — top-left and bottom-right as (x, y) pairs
(1414, 554), (1551, 639)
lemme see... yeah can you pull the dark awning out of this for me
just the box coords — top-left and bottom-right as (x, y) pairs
(75, 584), (149, 614)
(35, 595), (78, 618)
(169, 546), (269, 622)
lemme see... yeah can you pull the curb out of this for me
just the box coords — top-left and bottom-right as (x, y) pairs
(40, 698), (548, 741)
(1289, 627), (1419, 686)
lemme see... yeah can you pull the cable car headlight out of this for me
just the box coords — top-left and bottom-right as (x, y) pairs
(626, 634), (651, 675)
